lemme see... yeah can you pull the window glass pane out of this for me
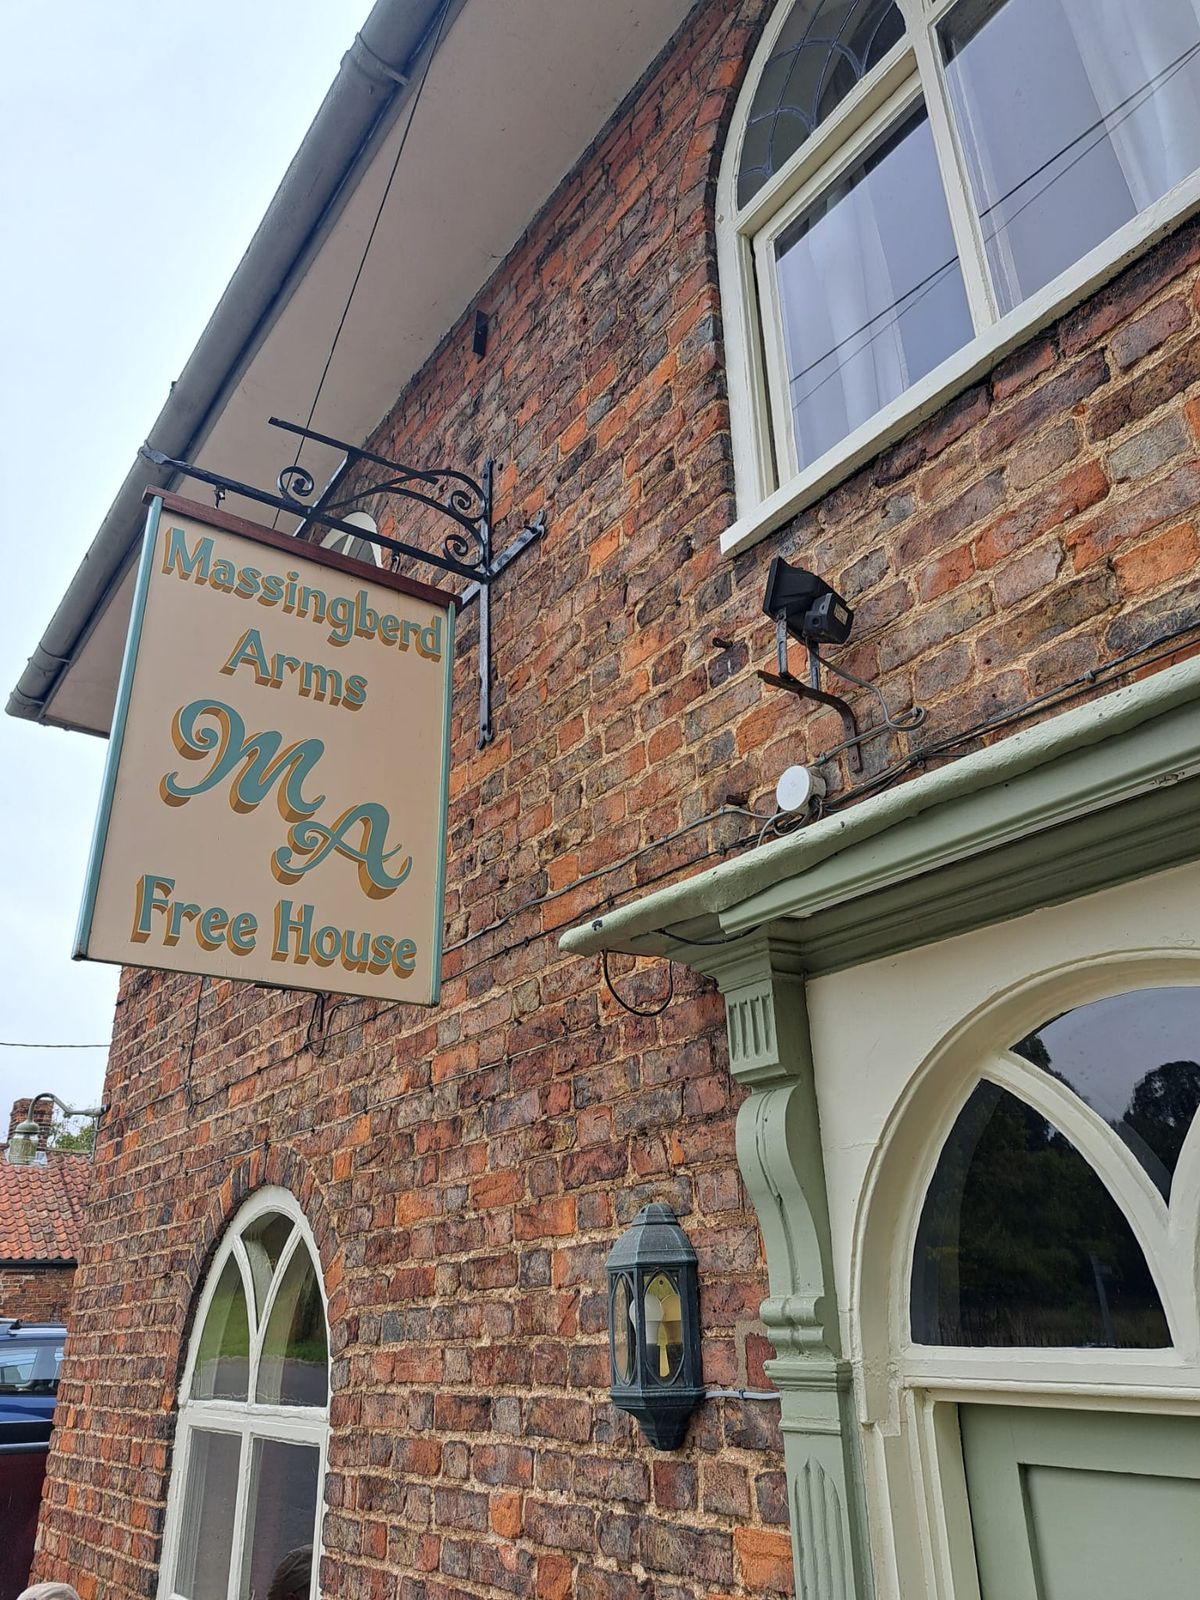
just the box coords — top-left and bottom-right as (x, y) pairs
(775, 105), (973, 470)
(739, 0), (906, 206)
(0, 1338), (60, 1393)
(174, 1429), (240, 1600)
(241, 1212), (294, 1317)
(1013, 987), (1200, 1199)
(192, 1257), (250, 1401)
(0, 1343), (40, 1389)
(942, 0), (1200, 313)
(256, 1247), (328, 1407)
(643, 1273), (685, 1383)
(611, 1275), (634, 1384)
(326, 532), (378, 565)
(238, 1439), (318, 1600)
(912, 1082), (1170, 1347)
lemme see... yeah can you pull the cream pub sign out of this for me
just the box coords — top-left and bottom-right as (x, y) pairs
(76, 493), (455, 1005)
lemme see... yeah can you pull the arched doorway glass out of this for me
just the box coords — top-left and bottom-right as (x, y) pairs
(902, 985), (1200, 1600)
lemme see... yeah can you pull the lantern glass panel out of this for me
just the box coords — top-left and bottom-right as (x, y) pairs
(644, 1272), (685, 1383)
(612, 1275), (634, 1383)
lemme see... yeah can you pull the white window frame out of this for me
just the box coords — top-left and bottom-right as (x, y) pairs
(158, 1188), (328, 1600)
(717, 0), (1200, 559)
(321, 514), (382, 567)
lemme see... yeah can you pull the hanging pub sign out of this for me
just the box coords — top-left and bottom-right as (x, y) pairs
(75, 492), (455, 1005)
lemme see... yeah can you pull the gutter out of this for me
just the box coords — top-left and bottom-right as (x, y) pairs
(7, 0), (451, 728)
(0, 1259), (78, 1269)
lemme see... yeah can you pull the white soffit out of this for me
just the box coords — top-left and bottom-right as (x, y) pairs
(46, 0), (695, 736)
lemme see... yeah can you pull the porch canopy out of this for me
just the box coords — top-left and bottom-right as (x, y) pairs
(561, 654), (1200, 979)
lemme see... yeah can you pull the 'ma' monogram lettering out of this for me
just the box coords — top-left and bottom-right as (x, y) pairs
(160, 698), (411, 895)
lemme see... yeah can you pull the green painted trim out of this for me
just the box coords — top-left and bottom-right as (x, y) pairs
(560, 655), (1200, 971)
(73, 497), (162, 960)
(790, 772), (1200, 975)
(430, 600), (455, 1008)
(724, 947), (873, 1599)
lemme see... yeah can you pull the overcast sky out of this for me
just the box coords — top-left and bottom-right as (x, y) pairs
(0, 3), (361, 1125)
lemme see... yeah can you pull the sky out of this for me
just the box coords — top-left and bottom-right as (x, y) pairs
(0, 3), (363, 1126)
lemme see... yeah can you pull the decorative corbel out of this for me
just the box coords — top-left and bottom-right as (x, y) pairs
(697, 927), (872, 1600)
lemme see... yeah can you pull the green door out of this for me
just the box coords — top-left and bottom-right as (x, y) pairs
(961, 1405), (1200, 1600)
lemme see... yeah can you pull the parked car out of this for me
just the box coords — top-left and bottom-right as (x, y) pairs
(0, 1321), (66, 1600)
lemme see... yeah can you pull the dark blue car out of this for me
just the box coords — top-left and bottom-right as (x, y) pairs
(0, 1321), (66, 1600)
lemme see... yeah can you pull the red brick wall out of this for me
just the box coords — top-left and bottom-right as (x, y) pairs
(0, 1264), (74, 1324)
(34, 0), (1200, 1597)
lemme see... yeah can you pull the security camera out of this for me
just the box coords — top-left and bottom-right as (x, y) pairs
(762, 557), (854, 647)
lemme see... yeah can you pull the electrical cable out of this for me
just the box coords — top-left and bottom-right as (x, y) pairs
(0, 1040), (109, 1049)
(273, 0), (455, 527)
(601, 949), (674, 1017)
(441, 804), (772, 959)
(826, 619), (1200, 812)
(129, 617), (1200, 1091)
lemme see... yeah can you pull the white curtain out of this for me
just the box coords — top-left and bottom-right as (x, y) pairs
(781, 167), (908, 467)
(1059, 0), (1200, 212)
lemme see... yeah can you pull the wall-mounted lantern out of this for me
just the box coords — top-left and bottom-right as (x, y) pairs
(6, 1092), (104, 1165)
(605, 1203), (704, 1448)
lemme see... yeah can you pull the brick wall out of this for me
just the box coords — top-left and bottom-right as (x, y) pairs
(33, 0), (1200, 1597)
(0, 1264), (74, 1324)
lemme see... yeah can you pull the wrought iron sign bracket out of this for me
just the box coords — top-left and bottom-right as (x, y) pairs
(141, 416), (546, 748)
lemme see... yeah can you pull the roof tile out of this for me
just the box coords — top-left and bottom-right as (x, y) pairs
(0, 1151), (90, 1262)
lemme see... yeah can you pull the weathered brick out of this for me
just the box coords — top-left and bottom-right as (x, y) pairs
(1107, 415), (1190, 484)
(993, 542), (1065, 608)
(894, 470), (1007, 567)
(975, 462), (1109, 569)
(1109, 295), (1190, 371)
(1004, 419), (1081, 493)
(990, 335), (1056, 401)
(978, 351), (1109, 460)
(976, 569), (1118, 668)
(1087, 337), (1200, 441)
(1059, 215), (1200, 353)
(1068, 461), (1200, 567)
(523, 1498), (597, 1554)
(642, 1518), (734, 1584)
(40, 13), (1200, 1600)
(1113, 522), (1200, 596)
(734, 1527), (795, 1594)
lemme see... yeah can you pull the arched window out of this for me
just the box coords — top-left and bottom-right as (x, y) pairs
(910, 986), (1200, 1349)
(159, 1192), (328, 1600)
(719, 0), (1200, 537)
(897, 984), (1200, 1599)
(321, 511), (381, 567)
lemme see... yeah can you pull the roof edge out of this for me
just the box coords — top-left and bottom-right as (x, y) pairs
(7, 0), (451, 728)
(0, 1258), (79, 1269)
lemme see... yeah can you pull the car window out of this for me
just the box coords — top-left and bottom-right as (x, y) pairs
(0, 1339), (62, 1392)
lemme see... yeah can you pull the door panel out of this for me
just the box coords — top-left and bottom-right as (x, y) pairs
(961, 1405), (1200, 1600)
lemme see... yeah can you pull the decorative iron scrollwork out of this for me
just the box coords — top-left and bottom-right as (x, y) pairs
(139, 417), (545, 748)
(277, 464), (317, 503)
